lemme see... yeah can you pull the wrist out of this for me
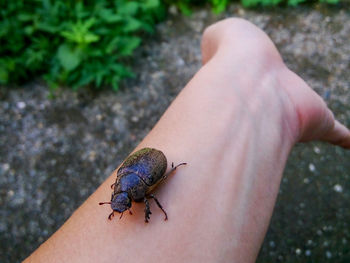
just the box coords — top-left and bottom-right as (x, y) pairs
(205, 55), (300, 151)
(201, 18), (300, 149)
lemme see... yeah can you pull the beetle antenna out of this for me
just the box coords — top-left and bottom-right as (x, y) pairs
(99, 202), (111, 205)
(171, 162), (187, 171)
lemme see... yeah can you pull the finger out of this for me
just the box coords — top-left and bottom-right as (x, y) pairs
(320, 119), (350, 149)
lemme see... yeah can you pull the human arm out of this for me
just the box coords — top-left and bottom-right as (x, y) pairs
(25, 18), (350, 263)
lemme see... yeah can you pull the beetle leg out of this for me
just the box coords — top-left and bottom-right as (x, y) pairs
(119, 212), (124, 219)
(110, 183), (115, 189)
(108, 211), (114, 220)
(163, 162), (187, 181)
(144, 198), (152, 223)
(128, 209), (133, 215)
(149, 194), (168, 221)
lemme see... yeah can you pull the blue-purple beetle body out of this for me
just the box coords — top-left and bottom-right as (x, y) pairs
(100, 148), (186, 222)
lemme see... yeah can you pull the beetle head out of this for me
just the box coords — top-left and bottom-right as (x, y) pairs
(111, 192), (131, 213)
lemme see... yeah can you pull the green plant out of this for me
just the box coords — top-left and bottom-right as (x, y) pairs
(320, 0), (339, 3)
(241, 0), (283, 7)
(0, 0), (165, 90)
(0, 0), (342, 91)
(167, 0), (340, 12)
(240, 0), (339, 7)
(211, 0), (229, 14)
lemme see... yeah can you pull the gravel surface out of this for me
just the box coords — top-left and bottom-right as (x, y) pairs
(0, 4), (349, 262)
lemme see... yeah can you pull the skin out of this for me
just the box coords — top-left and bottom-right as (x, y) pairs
(25, 18), (350, 263)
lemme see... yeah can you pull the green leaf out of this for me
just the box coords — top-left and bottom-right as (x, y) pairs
(320, 0), (339, 3)
(82, 18), (96, 30)
(112, 79), (119, 91)
(17, 13), (35, 22)
(106, 36), (121, 54)
(37, 22), (60, 33)
(0, 66), (8, 84)
(241, 0), (260, 7)
(118, 2), (139, 16)
(288, 0), (306, 6)
(123, 17), (142, 32)
(178, 2), (192, 16)
(98, 9), (123, 23)
(261, 0), (283, 5)
(24, 26), (35, 35)
(84, 33), (100, 43)
(111, 64), (134, 77)
(57, 44), (82, 71)
(118, 37), (141, 56)
(143, 0), (160, 10)
(61, 19), (100, 44)
(211, 0), (228, 14)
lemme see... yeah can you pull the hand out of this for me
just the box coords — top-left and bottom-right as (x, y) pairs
(201, 18), (350, 148)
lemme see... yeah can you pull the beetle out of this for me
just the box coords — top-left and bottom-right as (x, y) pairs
(99, 147), (187, 223)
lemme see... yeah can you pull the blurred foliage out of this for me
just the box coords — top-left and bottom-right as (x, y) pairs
(0, 0), (341, 90)
(0, 0), (165, 90)
(167, 0), (340, 14)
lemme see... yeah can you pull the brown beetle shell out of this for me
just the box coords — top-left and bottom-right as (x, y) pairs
(100, 147), (186, 221)
(113, 148), (167, 199)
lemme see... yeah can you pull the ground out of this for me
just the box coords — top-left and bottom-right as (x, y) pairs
(0, 4), (349, 262)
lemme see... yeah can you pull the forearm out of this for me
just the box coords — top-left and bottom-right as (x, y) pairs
(25, 19), (302, 263)
(26, 57), (295, 263)
(146, 60), (295, 262)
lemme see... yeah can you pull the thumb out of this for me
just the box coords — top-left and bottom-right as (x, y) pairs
(282, 68), (350, 148)
(319, 119), (350, 149)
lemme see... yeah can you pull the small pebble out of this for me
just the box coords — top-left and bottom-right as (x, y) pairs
(303, 177), (310, 184)
(313, 146), (321, 154)
(96, 114), (103, 121)
(333, 184), (343, 193)
(176, 58), (185, 67)
(8, 190), (15, 197)
(2, 163), (10, 172)
(168, 5), (178, 15)
(17, 101), (26, 109)
(295, 248), (302, 255)
(89, 151), (96, 162)
(326, 251), (332, 259)
(112, 103), (122, 112)
(309, 163), (316, 172)
(0, 222), (6, 232)
(305, 250), (311, 256)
